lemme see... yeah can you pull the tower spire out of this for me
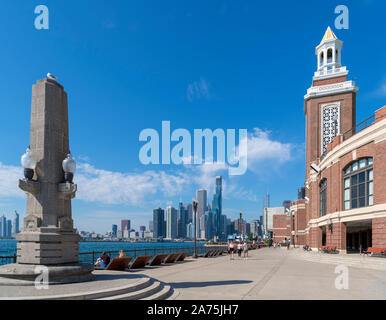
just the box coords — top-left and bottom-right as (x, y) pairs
(320, 26), (337, 44)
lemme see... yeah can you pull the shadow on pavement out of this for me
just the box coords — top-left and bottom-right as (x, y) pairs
(171, 280), (252, 288)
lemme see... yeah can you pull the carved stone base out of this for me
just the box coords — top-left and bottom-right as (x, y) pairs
(0, 263), (94, 286)
(16, 229), (81, 265)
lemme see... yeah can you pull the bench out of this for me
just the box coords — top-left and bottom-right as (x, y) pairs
(95, 256), (132, 271)
(176, 252), (189, 262)
(210, 249), (220, 257)
(147, 253), (168, 266)
(164, 253), (180, 263)
(203, 250), (213, 258)
(129, 255), (152, 269)
(320, 246), (338, 254)
(363, 247), (386, 257)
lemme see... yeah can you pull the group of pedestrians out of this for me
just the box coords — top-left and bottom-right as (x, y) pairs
(272, 238), (291, 249)
(228, 240), (249, 260)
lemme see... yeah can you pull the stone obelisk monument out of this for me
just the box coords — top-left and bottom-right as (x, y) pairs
(0, 77), (93, 285)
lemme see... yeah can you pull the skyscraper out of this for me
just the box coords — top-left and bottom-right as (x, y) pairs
(185, 203), (193, 223)
(112, 224), (117, 237)
(212, 176), (223, 238)
(220, 214), (227, 239)
(186, 222), (194, 239)
(262, 192), (270, 214)
(298, 187), (306, 200)
(196, 189), (207, 237)
(177, 202), (187, 238)
(196, 189), (207, 218)
(12, 211), (19, 238)
(166, 206), (177, 239)
(6, 220), (12, 239)
(121, 219), (130, 232)
(282, 200), (291, 212)
(1, 215), (6, 239)
(206, 210), (213, 240)
(153, 208), (165, 238)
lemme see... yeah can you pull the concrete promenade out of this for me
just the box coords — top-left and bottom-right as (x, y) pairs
(140, 247), (386, 300)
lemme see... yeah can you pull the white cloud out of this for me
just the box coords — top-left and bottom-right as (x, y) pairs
(187, 77), (211, 102)
(242, 128), (292, 175)
(0, 162), (24, 199)
(0, 128), (294, 206)
(75, 163), (188, 206)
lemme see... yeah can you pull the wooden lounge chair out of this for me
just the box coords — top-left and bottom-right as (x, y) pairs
(129, 255), (152, 269)
(211, 249), (220, 257)
(94, 256), (132, 271)
(164, 253), (180, 263)
(147, 253), (168, 266)
(176, 252), (188, 262)
(203, 250), (213, 258)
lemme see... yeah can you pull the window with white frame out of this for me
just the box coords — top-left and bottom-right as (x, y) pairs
(343, 157), (373, 210)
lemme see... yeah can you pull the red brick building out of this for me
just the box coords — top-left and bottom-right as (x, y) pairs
(290, 27), (386, 253)
(272, 214), (290, 244)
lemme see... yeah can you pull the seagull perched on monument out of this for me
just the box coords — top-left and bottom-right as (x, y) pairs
(47, 73), (58, 81)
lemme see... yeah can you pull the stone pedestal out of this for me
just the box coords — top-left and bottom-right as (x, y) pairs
(0, 77), (93, 285)
(0, 264), (94, 286)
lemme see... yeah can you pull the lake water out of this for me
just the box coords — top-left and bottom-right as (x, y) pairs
(0, 239), (208, 265)
(0, 239), (205, 256)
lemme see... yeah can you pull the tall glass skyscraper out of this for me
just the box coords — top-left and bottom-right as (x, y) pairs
(12, 211), (19, 238)
(1, 215), (6, 238)
(153, 208), (165, 238)
(112, 224), (118, 237)
(166, 206), (177, 239)
(177, 202), (187, 238)
(196, 189), (207, 238)
(212, 176), (222, 238)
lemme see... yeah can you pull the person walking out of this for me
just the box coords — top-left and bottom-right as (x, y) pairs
(287, 238), (290, 250)
(243, 241), (249, 260)
(237, 242), (243, 258)
(228, 240), (235, 260)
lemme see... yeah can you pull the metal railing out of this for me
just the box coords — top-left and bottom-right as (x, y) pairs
(0, 246), (226, 266)
(320, 114), (378, 161)
(81, 246), (225, 265)
(0, 255), (17, 266)
(342, 114), (375, 141)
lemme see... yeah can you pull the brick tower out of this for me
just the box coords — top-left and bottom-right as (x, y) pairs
(303, 27), (358, 245)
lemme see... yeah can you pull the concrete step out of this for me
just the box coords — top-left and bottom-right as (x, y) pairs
(141, 283), (172, 300)
(166, 288), (180, 300)
(4, 276), (153, 300)
(97, 280), (162, 300)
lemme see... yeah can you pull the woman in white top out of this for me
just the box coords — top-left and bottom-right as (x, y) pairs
(228, 240), (235, 260)
(243, 242), (249, 259)
(237, 242), (243, 257)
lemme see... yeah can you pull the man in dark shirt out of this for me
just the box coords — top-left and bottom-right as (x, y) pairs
(96, 252), (110, 268)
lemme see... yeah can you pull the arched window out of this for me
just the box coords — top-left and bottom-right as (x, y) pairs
(320, 179), (327, 217)
(327, 48), (333, 63)
(343, 157), (373, 210)
(320, 52), (324, 66)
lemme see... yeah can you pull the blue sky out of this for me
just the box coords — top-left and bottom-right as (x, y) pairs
(0, 0), (385, 233)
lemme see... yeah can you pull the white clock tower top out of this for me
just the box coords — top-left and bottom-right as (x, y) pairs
(313, 26), (348, 81)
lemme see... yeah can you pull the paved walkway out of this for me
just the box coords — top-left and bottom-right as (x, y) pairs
(140, 248), (386, 300)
